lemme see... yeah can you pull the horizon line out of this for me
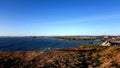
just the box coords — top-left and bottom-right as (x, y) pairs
(0, 35), (120, 37)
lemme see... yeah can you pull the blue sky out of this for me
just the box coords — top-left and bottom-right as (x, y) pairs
(0, 0), (120, 36)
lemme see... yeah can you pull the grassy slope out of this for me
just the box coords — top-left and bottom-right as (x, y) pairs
(0, 45), (120, 68)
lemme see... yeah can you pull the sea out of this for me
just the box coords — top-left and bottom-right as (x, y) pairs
(0, 37), (102, 51)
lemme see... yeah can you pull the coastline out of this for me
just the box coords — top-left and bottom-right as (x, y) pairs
(0, 45), (120, 68)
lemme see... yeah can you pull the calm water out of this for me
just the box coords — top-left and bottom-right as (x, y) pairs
(0, 37), (102, 51)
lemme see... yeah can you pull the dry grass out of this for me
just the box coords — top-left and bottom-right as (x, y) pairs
(0, 45), (120, 68)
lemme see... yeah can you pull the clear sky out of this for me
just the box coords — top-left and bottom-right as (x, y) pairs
(0, 0), (120, 36)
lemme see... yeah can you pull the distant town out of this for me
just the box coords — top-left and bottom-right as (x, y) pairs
(31, 35), (120, 46)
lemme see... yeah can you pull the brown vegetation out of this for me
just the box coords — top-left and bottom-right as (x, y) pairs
(0, 45), (120, 68)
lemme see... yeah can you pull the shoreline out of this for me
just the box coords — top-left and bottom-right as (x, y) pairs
(0, 45), (120, 68)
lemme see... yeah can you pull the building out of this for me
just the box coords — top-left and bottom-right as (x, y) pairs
(101, 41), (120, 46)
(101, 41), (111, 46)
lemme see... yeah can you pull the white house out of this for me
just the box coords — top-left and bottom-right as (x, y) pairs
(101, 41), (111, 46)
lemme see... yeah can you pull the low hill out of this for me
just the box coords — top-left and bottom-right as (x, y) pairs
(0, 45), (120, 68)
